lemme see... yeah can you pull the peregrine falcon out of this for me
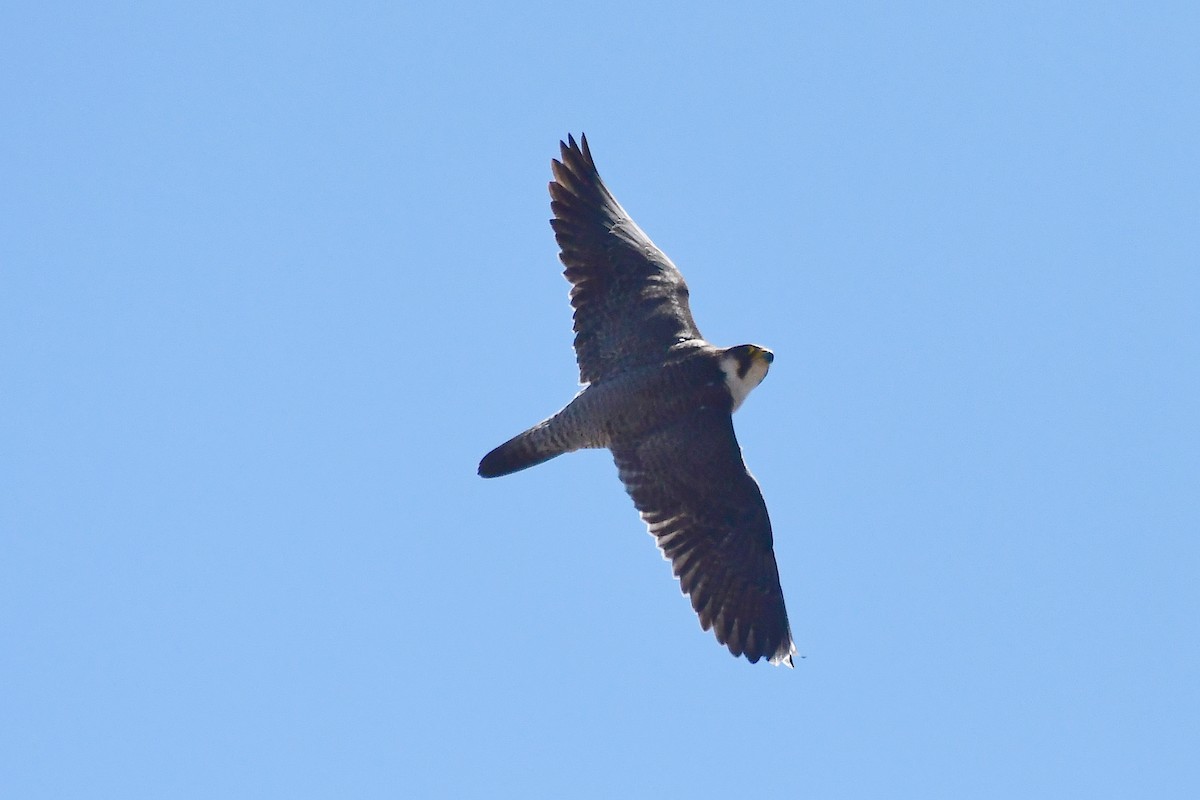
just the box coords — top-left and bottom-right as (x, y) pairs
(479, 134), (796, 667)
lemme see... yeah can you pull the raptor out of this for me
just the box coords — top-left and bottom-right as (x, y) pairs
(479, 135), (796, 666)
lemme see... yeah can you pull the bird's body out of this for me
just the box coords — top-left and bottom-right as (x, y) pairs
(479, 341), (759, 474)
(480, 135), (796, 666)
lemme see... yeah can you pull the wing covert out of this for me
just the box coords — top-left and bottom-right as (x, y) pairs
(550, 134), (703, 384)
(611, 407), (795, 665)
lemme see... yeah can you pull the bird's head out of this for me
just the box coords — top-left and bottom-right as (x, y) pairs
(719, 344), (774, 412)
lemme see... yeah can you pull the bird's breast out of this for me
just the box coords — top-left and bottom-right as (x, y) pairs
(577, 358), (731, 443)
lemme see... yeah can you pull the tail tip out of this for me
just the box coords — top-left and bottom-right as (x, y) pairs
(477, 449), (504, 478)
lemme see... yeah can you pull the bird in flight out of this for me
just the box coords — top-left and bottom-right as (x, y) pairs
(479, 134), (796, 666)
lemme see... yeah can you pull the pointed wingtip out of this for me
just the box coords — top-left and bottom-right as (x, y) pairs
(769, 640), (798, 668)
(561, 132), (591, 160)
(563, 132), (579, 155)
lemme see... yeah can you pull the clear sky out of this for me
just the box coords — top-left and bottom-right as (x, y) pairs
(3, 2), (1198, 798)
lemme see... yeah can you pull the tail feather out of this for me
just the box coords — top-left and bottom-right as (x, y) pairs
(478, 420), (572, 478)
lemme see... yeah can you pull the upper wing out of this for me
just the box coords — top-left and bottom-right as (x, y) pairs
(550, 134), (703, 384)
(611, 407), (796, 665)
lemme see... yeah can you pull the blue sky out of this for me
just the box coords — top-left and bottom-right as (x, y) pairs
(3, 2), (1198, 797)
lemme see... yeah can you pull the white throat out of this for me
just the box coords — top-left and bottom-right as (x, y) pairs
(720, 357), (769, 413)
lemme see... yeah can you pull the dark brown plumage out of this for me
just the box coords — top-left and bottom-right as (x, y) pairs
(550, 135), (702, 384)
(480, 134), (796, 666)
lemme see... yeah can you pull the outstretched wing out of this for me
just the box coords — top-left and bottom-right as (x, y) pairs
(611, 407), (795, 665)
(550, 134), (703, 384)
